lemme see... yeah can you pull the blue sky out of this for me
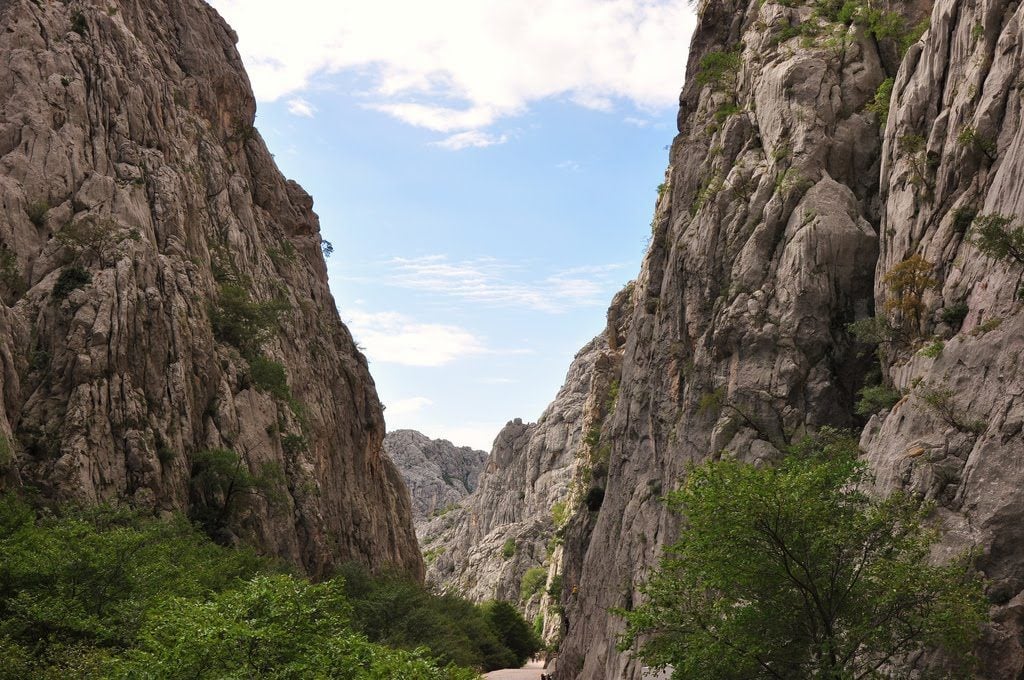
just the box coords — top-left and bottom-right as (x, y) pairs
(208, 0), (696, 450)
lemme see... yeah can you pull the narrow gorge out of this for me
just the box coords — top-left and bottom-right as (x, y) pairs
(4, 0), (1024, 678)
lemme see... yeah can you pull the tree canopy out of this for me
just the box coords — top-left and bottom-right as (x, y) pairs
(619, 430), (986, 680)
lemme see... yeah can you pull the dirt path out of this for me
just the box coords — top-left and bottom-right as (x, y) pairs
(483, 660), (549, 680)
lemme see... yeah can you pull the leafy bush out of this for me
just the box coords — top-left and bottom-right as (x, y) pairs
(972, 214), (1024, 266)
(52, 266), (91, 300)
(0, 246), (24, 302)
(25, 200), (49, 227)
(551, 501), (568, 528)
(336, 562), (535, 671)
(883, 255), (940, 338)
(188, 448), (285, 538)
(501, 538), (516, 559)
(56, 217), (122, 264)
(919, 340), (944, 358)
(865, 77), (894, 127)
(941, 302), (969, 328)
(855, 384), (901, 416)
(696, 50), (741, 90)
(520, 567), (547, 602)
(0, 495), (479, 679)
(619, 429), (986, 679)
(211, 283), (288, 359)
(482, 601), (542, 666)
(248, 356), (290, 400)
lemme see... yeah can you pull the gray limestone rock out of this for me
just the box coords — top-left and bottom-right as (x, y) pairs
(383, 429), (487, 521)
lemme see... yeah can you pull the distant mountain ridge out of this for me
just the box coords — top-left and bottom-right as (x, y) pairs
(384, 429), (487, 521)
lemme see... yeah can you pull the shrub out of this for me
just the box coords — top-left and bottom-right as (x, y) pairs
(972, 214), (1024, 266)
(482, 601), (543, 666)
(883, 255), (940, 338)
(0, 246), (24, 301)
(248, 356), (290, 400)
(865, 77), (894, 127)
(855, 384), (901, 416)
(917, 383), (986, 434)
(551, 501), (568, 528)
(25, 200), (49, 227)
(189, 448), (285, 537)
(211, 283), (288, 359)
(56, 216), (122, 264)
(520, 567), (547, 602)
(940, 302), (969, 329)
(618, 429), (987, 679)
(696, 50), (742, 90)
(52, 266), (91, 300)
(501, 538), (516, 559)
(321, 239), (334, 257)
(919, 340), (944, 358)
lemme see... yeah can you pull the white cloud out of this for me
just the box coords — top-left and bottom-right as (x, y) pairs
(557, 160), (581, 172)
(345, 310), (489, 366)
(287, 97), (317, 117)
(208, 0), (696, 133)
(382, 255), (625, 313)
(386, 397), (433, 416)
(432, 130), (509, 151)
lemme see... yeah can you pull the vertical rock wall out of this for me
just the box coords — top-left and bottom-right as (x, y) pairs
(0, 0), (421, 578)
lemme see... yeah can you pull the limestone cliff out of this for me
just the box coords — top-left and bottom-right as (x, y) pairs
(383, 429), (486, 521)
(549, 1), (946, 677)
(0, 0), (421, 578)
(419, 285), (633, 642)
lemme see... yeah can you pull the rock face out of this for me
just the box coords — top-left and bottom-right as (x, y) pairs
(419, 286), (633, 641)
(383, 429), (486, 521)
(862, 1), (1024, 676)
(0, 0), (421, 579)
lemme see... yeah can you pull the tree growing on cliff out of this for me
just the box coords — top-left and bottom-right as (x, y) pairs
(618, 429), (986, 680)
(883, 255), (940, 339)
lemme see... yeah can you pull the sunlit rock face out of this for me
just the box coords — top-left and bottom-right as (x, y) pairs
(0, 0), (421, 579)
(384, 429), (487, 521)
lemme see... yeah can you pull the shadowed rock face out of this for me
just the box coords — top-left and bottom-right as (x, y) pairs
(0, 0), (421, 579)
(383, 429), (487, 521)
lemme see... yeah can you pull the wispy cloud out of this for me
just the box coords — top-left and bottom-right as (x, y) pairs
(432, 130), (509, 151)
(209, 0), (696, 134)
(345, 310), (489, 367)
(557, 160), (581, 172)
(381, 255), (625, 313)
(287, 97), (317, 118)
(386, 397), (433, 416)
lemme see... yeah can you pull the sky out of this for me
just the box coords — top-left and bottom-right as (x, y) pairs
(207, 0), (697, 451)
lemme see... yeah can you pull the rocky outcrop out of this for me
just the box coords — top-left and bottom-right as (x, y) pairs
(554, 2), (932, 677)
(861, 1), (1024, 676)
(419, 285), (633, 641)
(383, 429), (486, 521)
(0, 0), (421, 578)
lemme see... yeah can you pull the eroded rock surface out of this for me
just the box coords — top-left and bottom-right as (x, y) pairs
(383, 429), (486, 521)
(0, 0), (421, 578)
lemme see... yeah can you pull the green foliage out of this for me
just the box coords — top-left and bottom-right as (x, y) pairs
(917, 383), (986, 434)
(919, 340), (945, 358)
(188, 448), (286, 538)
(883, 255), (940, 338)
(321, 239), (334, 258)
(267, 240), (297, 269)
(520, 567), (548, 602)
(0, 246), (24, 302)
(56, 217), (122, 264)
(848, 315), (900, 345)
(280, 433), (307, 454)
(951, 206), (978, 235)
(814, 0), (927, 54)
(696, 50), (741, 90)
(336, 561), (533, 671)
(856, 383), (900, 416)
(865, 77), (894, 127)
(618, 429), (987, 679)
(713, 103), (742, 123)
(501, 538), (517, 560)
(52, 266), (91, 300)
(972, 214), (1024, 266)
(697, 387), (725, 415)
(25, 200), (49, 227)
(70, 12), (87, 35)
(211, 283), (288, 359)
(971, 316), (1003, 335)
(0, 434), (12, 469)
(941, 302), (969, 328)
(551, 501), (569, 528)
(248, 356), (291, 400)
(481, 601), (542, 665)
(957, 126), (997, 159)
(0, 495), (478, 679)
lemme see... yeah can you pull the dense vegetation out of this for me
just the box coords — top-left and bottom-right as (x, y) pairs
(0, 494), (538, 679)
(619, 429), (986, 679)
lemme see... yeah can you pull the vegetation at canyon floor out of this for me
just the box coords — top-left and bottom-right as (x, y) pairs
(619, 429), (987, 679)
(0, 494), (538, 679)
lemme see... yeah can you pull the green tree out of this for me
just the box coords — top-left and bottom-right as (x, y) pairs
(883, 255), (939, 338)
(972, 214), (1024, 266)
(482, 601), (542, 666)
(619, 430), (986, 680)
(113, 575), (477, 679)
(211, 283), (288, 359)
(188, 448), (285, 538)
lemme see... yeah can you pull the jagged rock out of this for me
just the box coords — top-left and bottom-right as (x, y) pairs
(555, 2), (918, 677)
(861, 1), (1024, 676)
(0, 0), (421, 579)
(383, 429), (486, 521)
(419, 285), (634, 641)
